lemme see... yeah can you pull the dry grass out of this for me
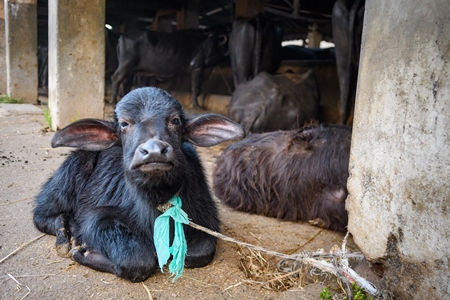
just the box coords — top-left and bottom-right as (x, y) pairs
(236, 244), (369, 298)
(236, 245), (329, 292)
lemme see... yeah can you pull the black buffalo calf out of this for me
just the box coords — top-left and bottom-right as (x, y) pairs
(213, 123), (351, 232)
(33, 87), (244, 282)
(228, 71), (320, 134)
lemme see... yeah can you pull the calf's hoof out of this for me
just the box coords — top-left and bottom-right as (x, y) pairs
(55, 227), (71, 257)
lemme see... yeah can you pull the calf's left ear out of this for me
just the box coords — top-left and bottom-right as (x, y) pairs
(184, 114), (244, 147)
(51, 119), (119, 151)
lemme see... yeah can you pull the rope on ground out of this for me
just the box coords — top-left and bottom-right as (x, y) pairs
(7, 274), (31, 300)
(188, 221), (380, 298)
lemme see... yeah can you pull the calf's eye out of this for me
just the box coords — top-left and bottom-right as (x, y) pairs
(120, 122), (129, 130)
(171, 117), (181, 126)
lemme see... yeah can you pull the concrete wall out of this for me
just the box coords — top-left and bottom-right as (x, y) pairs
(235, 0), (264, 18)
(48, 0), (105, 130)
(4, 0), (38, 103)
(346, 0), (450, 298)
(0, 1), (6, 95)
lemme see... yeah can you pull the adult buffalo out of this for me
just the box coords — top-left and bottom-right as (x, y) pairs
(228, 70), (320, 134)
(332, 0), (365, 125)
(229, 13), (283, 87)
(105, 28), (120, 81)
(110, 25), (230, 107)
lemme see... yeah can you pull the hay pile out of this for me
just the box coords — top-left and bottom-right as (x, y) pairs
(237, 245), (346, 293)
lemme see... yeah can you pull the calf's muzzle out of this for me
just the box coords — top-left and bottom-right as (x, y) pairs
(130, 139), (174, 172)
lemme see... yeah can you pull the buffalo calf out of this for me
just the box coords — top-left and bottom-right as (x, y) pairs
(229, 71), (320, 134)
(213, 123), (351, 232)
(33, 87), (244, 282)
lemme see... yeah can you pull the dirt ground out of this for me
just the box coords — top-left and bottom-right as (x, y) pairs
(0, 103), (370, 300)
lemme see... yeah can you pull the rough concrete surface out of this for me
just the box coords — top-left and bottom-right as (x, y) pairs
(0, 103), (374, 300)
(4, 0), (38, 104)
(346, 0), (450, 298)
(48, 0), (105, 130)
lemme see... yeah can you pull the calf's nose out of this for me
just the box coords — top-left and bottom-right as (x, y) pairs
(137, 139), (172, 160)
(130, 139), (174, 170)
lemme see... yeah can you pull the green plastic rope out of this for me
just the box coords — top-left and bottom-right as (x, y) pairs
(153, 195), (189, 281)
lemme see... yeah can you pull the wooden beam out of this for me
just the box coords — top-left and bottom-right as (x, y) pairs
(177, 0), (198, 29)
(235, 0), (264, 18)
(106, 0), (184, 12)
(153, 10), (176, 32)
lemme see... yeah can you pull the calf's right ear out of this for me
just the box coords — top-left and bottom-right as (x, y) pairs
(51, 119), (119, 151)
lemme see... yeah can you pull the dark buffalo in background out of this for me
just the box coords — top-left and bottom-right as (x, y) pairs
(110, 25), (230, 107)
(105, 28), (120, 96)
(229, 13), (283, 88)
(33, 87), (244, 282)
(332, 0), (365, 125)
(105, 28), (120, 83)
(213, 123), (351, 232)
(228, 70), (320, 134)
(37, 45), (48, 91)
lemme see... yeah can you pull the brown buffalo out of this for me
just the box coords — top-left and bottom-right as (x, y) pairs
(213, 123), (351, 232)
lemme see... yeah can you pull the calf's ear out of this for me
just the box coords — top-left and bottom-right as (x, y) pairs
(184, 114), (245, 147)
(51, 119), (119, 151)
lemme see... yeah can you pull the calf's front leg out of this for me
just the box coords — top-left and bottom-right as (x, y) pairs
(184, 229), (217, 268)
(75, 208), (158, 282)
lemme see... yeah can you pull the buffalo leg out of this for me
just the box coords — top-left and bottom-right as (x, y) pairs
(121, 74), (134, 97)
(54, 214), (72, 256)
(332, 0), (352, 125)
(332, 0), (364, 125)
(191, 68), (204, 108)
(110, 60), (136, 104)
(184, 227), (217, 268)
(310, 186), (348, 232)
(33, 212), (73, 256)
(230, 19), (256, 86)
(76, 207), (157, 282)
(71, 247), (117, 276)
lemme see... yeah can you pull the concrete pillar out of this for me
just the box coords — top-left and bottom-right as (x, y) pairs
(4, 0), (37, 103)
(0, 2), (6, 95)
(346, 0), (450, 298)
(48, 0), (105, 131)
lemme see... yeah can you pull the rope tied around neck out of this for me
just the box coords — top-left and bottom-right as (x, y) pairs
(153, 194), (189, 281)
